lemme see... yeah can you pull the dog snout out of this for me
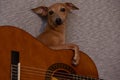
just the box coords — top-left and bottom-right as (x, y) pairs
(55, 18), (62, 25)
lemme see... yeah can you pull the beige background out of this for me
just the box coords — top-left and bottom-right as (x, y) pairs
(0, 0), (120, 80)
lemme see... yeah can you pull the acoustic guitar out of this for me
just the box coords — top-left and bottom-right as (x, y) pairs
(0, 26), (103, 80)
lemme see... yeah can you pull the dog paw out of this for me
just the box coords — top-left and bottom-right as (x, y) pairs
(69, 44), (80, 66)
(72, 53), (80, 66)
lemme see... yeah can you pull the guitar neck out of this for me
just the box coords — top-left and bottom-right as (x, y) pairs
(73, 75), (103, 80)
(11, 51), (20, 80)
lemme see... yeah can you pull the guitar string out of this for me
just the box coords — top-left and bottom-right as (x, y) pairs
(12, 65), (81, 77)
(12, 69), (78, 80)
(21, 70), (86, 80)
(13, 72), (100, 80)
(12, 70), (102, 80)
(21, 74), (72, 80)
(21, 65), (98, 79)
(21, 72), (72, 80)
(13, 69), (84, 80)
(13, 70), (95, 80)
(12, 65), (101, 80)
(12, 72), (70, 80)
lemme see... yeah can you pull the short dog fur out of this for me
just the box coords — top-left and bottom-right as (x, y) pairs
(32, 2), (80, 66)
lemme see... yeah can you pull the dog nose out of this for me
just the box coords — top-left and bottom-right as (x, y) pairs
(55, 18), (62, 25)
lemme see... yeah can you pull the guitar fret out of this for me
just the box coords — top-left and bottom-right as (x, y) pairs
(12, 71), (18, 74)
(12, 77), (18, 79)
(12, 74), (18, 77)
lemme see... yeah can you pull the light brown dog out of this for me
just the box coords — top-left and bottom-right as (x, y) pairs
(32, 2), (80, 66)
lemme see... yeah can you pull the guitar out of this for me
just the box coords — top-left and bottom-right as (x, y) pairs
(0, 26), (103, 80)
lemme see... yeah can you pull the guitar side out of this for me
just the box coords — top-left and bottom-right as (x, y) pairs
(0, 26), (99, 80)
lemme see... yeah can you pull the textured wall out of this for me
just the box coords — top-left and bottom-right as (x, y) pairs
(0, 0), (120, 80)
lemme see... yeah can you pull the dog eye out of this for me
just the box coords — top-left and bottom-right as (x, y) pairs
(49, 10), (54, 15)
(60, 8), (65, 12)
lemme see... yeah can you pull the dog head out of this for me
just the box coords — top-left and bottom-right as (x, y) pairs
(32, 2), (79, 26)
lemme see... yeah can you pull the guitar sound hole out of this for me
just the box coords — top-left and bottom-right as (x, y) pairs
(45, 63), (76, 80)
(53, 70), (72, 80)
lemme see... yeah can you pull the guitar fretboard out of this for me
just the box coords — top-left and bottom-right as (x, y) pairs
(72, 74), (103, 80)
(11, 51), (20, 80)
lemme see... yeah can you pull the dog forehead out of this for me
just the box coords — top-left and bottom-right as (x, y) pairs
(49, 3), (66, 10)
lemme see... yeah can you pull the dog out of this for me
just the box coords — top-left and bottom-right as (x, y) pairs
(32, 2), (80, 66)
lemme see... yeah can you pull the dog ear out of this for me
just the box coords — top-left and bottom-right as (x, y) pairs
(32, 6), (48, 16)
(65, 3), (79, 11)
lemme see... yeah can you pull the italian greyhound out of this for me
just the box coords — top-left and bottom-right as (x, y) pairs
(32, 2), (80, 66)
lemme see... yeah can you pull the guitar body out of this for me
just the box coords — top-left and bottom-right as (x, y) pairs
(0, 26), (99, 80)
